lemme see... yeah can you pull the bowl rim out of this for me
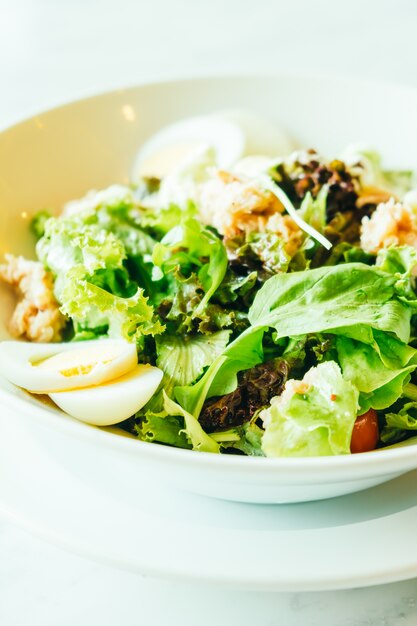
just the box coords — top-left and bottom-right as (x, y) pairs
(3, 69), (417, 134)
(2, 72), (417, 475)
(1, 379), (417, 477)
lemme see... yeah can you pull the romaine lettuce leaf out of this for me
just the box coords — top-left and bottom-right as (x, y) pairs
(163, 392), (220, 453)
(299, 187), (328, 233)
(173, 262), (417, 425)
(381, 401), (417, 444)
(174, 326), (265, 417)
(261, 361), (359, 457)
(248, 262), (414, 343)
(227, 421), (265, 456)
(156, 330), (230, 387)
(136, 331), (230, 448)
(336, 332), (417, 411)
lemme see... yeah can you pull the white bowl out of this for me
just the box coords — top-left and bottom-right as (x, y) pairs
(2, 74), (417, 505)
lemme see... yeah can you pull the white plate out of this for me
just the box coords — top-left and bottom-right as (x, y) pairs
(2, 410), (417, 592)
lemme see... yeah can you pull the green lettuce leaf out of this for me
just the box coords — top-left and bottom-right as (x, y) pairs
(136, 331), (230, 448)
(381, 401), (417, 444)
(213, 269), (258, 306)
(261, 361), (359, 457)
(31, 210), (52, 239)
(139, 203), (196, 238)
(152, 217), (228, 315)
(59, 277), (164, 343)
(248, 262), (414, 344)
(157, 271), (242, 335)
(37, 216), (126, 276)
(217, 421), (265, 456)
(231, 422), (265, 456)
(341, 145), (417, 197)
(156, 330), (230, 388)
(299, 187), (328, 233)
(135, 411), (191, 449)
(376, 246), (417, 304)
(163, 392), (220, 453)
(136, 411), (190, 448)
(226, 232), (292, 276)
(336, 332), (417, 411)
(377, 245), (417, 278)
(174, 326), (265, 417)
(319, 242), (374, 268)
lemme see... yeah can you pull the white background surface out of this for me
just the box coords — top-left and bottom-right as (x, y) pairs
(1, 0), (417, 624)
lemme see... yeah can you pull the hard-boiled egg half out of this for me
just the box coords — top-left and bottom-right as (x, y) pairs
(131, 109), (296, 180)
(0, 339), (163, 426)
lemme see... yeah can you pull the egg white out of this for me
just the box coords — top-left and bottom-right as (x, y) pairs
(131, 110), (296, 180)
(217, 109), (296, 158)
(0, 339), (137, 393)
(49, 364), (163, 426)
(132, 114), (246, 179)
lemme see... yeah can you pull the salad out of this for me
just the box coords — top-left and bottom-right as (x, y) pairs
(2, 111), (417, 458)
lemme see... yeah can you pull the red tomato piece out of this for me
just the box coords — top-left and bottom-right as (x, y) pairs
(350, 409), (379, 454)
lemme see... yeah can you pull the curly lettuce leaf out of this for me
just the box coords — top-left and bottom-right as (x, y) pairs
(226, 232), (292, 276)
(376, 246), (417, 304)
(153, 217), (228, 315)
(261, 361), (359, 457)
(139, 203), (196, 238)
(157, 272), (241, 335)
(31, 210), (52, 239)
(377, 246), (417, 277)
(37, 216), (126, 276)
(135, 411), (190, 449)
(59, 277), (164, 343)
(214, 270), (258, 305)
(198, 357), (289, 433)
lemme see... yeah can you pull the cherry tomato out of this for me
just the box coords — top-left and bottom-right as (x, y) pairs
(350, 409), (379, 454)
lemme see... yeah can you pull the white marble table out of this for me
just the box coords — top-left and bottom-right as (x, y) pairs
(1, 0), (417, 623)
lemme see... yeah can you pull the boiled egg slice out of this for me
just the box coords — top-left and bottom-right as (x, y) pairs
(49, 364), (163, 426)
(132, 115), (245, 179)
(0, 339), (137, 393)
(217, 109), (295, 159)
(132, 115), (245, 181)
(131, 110), (295, 181)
